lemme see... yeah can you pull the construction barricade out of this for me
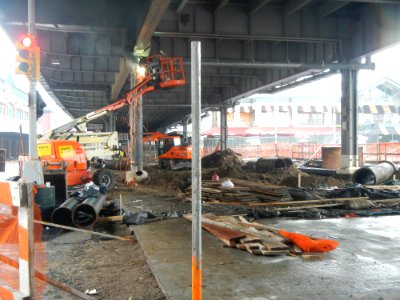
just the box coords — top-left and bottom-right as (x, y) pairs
(0, 181), (44, 299)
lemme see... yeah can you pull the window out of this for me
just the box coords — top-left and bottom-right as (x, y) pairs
(16, 109), (23, 120)
(0, 102), (6, 115)
(7, 104), (14, 117)
(298, 112), (324, 125)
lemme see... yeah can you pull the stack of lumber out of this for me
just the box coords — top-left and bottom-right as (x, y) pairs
(187, 180), (293, 203)
(184, 214), (301, 257)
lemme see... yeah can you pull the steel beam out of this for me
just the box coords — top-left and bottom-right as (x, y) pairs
(285, 0), (312, 16)
(331, 0), (400, 3)
(40, 50), (122, 59)
(111, 59), (130, 100)
(41, 66), (117, 76)
(153, 31), (340, 44)
(249, 0), (271, 15)
(177, 0), (190, 13)
(197, 60), (375, 70)
(318, 1), (350, 18)
(134, 0), (171, 57)
(215, 0), (230, 13)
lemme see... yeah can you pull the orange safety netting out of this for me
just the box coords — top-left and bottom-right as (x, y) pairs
(279, 230), (339, 253)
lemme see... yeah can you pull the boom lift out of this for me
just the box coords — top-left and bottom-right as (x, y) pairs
(37, 54), (186, 189)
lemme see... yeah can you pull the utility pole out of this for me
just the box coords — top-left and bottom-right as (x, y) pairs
(191, 41), (202, 300)
(28, 0), (37, 158)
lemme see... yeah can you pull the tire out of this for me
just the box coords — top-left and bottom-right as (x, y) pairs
(93, 168), (115, 191)
(166, 160), (175, 171)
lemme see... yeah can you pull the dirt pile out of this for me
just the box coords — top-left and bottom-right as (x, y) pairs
(252, 165), (348, 188)
(202, 149), (246, 179)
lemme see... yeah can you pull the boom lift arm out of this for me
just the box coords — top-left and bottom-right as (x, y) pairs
(38, 55), (185, 141)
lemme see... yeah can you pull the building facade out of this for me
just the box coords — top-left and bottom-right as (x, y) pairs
(0, 77), (29, 159)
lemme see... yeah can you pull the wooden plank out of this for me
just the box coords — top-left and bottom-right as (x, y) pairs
(239, 236), (262, 243)
(97, 215), (123, 222)
(201, 223), (246, 247)
(205, 197), (369, 207)
(184, 214), (288, 248)
(35, 220), (135, 242)
(261, 239), (290, 251)
(270, 203), (344, 211)
(261, 249), (290, 256)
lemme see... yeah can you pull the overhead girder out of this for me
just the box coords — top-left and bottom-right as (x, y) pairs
(2, 0), (400, 131)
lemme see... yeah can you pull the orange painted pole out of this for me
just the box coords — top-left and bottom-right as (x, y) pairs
(191, 40), (202, 300)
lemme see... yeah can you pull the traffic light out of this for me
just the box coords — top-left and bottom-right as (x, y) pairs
(15, 34), (39, 78)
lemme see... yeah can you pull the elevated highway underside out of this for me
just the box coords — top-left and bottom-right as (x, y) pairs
(1, 0), (400, 132)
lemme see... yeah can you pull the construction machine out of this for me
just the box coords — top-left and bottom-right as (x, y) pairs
(37, 54), (186, 187)
(157, 135), (192, 170)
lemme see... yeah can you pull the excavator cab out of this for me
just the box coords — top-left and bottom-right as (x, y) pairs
(158, 136), (182, 155)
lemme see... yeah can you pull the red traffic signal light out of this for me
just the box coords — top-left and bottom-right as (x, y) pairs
(21, 36), (33, 48)
(15, 34), (39, 77)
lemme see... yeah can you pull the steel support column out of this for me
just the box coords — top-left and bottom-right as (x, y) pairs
(340, 69), (358, 171)
(129, 70), (135, 172)
(191, 41), (202, 300)
(28, 0), (37, 158)
(220, 107), (228, 151)
(109, 111), (115, 132)
(135, 95), (143, 171)
(182, 117), (188, 143)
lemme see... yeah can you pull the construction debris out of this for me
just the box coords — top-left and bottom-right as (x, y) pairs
(201, 149), (246, 178)
(187, 179), (293, 203)
(183, 214), (339, 256)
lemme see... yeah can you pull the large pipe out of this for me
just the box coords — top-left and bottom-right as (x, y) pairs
(51, 197), (80, 226)
(72, 193), (107, 228)
(255, 158), (287, 172)
(353, 161), (398, 185)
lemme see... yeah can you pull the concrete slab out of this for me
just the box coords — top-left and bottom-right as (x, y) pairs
(134, 216), (400, 300)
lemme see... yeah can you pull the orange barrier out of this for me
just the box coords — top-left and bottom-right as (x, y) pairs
(203, 142), (400, 163)
(0, 181), (40, 299)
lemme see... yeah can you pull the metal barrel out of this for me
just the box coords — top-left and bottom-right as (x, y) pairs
(255, 158), (287, 173)
(51, 197), (80, 226)
(353, 161), (398, 185)
(72, 193), (107, 228)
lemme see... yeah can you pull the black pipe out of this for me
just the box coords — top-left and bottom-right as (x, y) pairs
(298, 167), (336, 177)
(255, 158), (287, 172)
(353, 161), (398, 185)
(92, 158), (131, 170)
(51, 197), (80, 226)
(72, 193), (107, 228)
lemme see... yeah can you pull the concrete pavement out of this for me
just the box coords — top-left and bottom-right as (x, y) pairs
(134, 215), (400, 300)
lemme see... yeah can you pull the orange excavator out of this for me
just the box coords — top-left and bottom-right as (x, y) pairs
(157, 135), (192, 170)
(38, 54), (186, 188)
(142, 132), (192, 170)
